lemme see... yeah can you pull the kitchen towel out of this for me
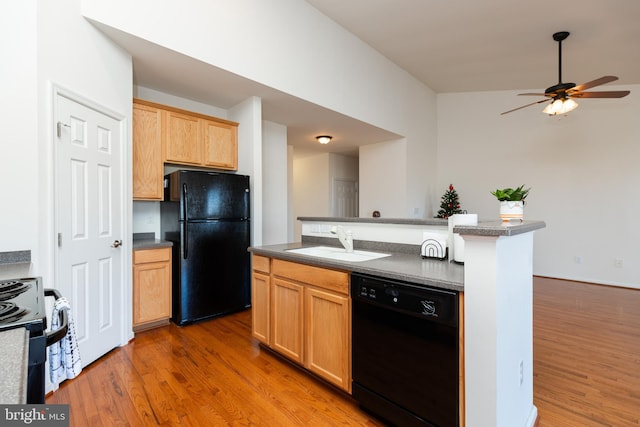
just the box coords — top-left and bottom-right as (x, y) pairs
(49, 297), (82, 385)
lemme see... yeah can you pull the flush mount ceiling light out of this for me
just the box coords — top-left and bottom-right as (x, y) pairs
(316, 135), (332, 144)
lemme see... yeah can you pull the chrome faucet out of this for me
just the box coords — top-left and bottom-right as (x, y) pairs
(331, 226), (353, 253)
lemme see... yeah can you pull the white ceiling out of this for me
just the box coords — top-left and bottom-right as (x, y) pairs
(101, 0), (640, 156)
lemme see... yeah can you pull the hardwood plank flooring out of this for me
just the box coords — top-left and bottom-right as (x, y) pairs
(47, 277), (640, 426)
(47, 309), (383, 426)
(534, 277), (640, 427)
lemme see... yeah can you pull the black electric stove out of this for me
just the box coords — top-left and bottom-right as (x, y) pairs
(0, 277), (67, 404)
(0, 277), (47, 333)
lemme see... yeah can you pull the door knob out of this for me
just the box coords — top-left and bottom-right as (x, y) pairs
(111, 239), (123, 248)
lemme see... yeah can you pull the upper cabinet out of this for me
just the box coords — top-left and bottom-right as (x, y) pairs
(202, 118), (238, 169)
(163, 109), (201, 165)
(132, 98), (239, 200)
(133, 101), (163, 200)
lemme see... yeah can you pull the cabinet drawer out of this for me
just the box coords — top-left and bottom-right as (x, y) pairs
(272, 259), (349, 295)
(133, 247), (171, 264)
(252, 255), (270, 273)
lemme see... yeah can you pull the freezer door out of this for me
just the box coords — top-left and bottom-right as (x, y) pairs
(174, 170), (250, 220)
(174, 220), (251, 325)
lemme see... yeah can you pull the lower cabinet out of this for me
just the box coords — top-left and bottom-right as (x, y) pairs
(251, 254), (351, 392)
(271, 278), (304, 363)
(304, 287), (350, 390)
(133, 247), (172, 331)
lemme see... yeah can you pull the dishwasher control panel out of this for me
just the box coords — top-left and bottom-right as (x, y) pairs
(351, 273), (458, 326)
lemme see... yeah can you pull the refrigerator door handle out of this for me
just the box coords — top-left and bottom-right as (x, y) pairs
(183, 183), (188, 259)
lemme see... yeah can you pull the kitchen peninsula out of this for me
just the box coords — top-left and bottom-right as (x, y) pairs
(249, 216), (545, 427)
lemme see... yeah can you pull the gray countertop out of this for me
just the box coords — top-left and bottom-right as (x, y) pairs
(0, 328), (29, 404)
(298, 216), (448, 226)
(133, 239), (173, 250)
(249, 242), (465, 292)
(454, 220), (546, 236)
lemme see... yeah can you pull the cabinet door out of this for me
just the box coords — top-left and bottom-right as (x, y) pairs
(271, 278), (304, 364)
(305, 287), (351, 392)
(133, 255), (172, 327)
(202, 119), (238, 170)
(132, 102), (163, 200)
(252, 271), (270, 344)
(163, 110), (201, 164)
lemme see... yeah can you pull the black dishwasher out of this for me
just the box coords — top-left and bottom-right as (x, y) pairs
(351, 273), (459, 427)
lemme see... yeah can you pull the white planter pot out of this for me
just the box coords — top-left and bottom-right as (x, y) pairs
(499, 201), (524, 222)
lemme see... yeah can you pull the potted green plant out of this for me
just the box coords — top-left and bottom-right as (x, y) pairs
(490, 185), (530, 222)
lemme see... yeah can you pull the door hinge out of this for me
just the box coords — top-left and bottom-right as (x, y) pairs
(57, 233), (62, 247)
(56, 121), (70, 138)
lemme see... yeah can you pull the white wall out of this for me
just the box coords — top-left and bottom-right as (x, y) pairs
(359, 139), (408, 218)
(292, 152), (359, 240)
(293, 153), (331, 241)
(1, 0), (132, 282)
(438, 87), (640, 288)
(262, 121), (289, 245)
(229, 96), (263, 245)
(82, 0), (439, 220)
(0, 2), (38, 280)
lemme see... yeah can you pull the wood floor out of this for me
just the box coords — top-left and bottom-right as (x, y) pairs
(533, 277), (640, 427)
(47, 277), (640, 426)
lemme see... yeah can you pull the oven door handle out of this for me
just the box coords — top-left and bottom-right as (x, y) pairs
(44, 288), (69, 347)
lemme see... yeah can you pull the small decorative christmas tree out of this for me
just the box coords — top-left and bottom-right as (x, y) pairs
(435, 184), (463, 219)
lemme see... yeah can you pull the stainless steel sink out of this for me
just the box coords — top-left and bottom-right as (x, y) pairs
(285, 246), (391, 262)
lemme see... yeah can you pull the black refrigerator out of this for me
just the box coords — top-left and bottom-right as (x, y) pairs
(160, 170), (251, 326)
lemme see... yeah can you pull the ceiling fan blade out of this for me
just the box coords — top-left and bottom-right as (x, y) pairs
(518, 93), (549, 97)
(571, 90), (630, 98)
(572, 76), (618, 92)
(501, 99), (548, 115)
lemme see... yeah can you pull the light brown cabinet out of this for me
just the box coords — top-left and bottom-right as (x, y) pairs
(162, 109), (201, 165)
(202, 118), (238, 169)
(251, 255), (271, 344)
(305, 286), (350, 390)
(251, 254), (351, 392)
(132, 98), (239, 200)
(132, 101), (164, 200)
(271, 277), (304, 363)
(133, 247), (172, 331)
(157, 101), (238, 170)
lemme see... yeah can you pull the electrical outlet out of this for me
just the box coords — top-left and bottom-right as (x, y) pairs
(614, 258), (624, 268)
(574, 255), (583, 264)
(519, 360), (524, 386)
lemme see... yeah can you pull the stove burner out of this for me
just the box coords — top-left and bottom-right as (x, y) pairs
(0, 301), (29, 323)
(0, 280), (32, 301)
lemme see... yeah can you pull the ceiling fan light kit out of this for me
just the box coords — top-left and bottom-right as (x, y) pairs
(502, 31), (630, 116)
(542, 98), (578, 115)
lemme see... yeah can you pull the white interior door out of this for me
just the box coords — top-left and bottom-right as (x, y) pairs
(332, 179), (358, 217)
(55, 93), (124, 366)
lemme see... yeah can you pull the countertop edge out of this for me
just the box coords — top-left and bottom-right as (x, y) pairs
(454, 220), (546, 237)
(297, 216), (448, 226)
(132, 239), (173, 250)
(0, 328), (29, 404)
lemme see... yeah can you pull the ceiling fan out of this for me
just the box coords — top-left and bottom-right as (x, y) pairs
(501, 31), (630, 115)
